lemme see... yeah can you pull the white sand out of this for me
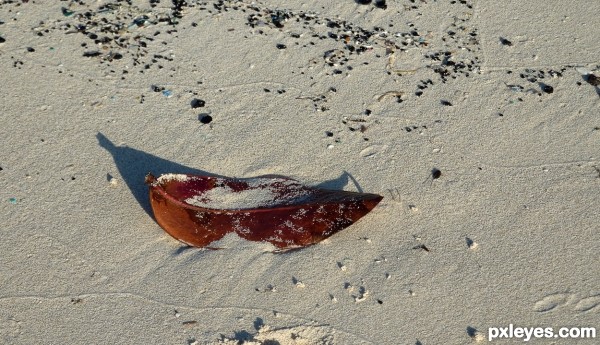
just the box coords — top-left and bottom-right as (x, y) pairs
(183, 177), (311, 210)
(156, 173), (191, 184)
(1, 0), (599, 344)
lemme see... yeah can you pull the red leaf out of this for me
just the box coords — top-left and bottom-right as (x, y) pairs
(145, 173), (382, 250)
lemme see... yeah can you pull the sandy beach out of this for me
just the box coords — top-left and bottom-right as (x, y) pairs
(1, 1), (599, 344)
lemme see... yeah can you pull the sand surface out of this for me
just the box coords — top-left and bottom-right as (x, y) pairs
(1, 1), (599, 344)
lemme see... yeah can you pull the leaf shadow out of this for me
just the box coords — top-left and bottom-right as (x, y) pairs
(97, 133), (223, 218)
(315, 171), (364, 193)
(97, 132), (364, 222)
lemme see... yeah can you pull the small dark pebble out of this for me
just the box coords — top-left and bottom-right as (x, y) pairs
(440, 100), (453, 106)
(199, 114), (212, 124)
(61, 7), (74, 17)
(355, 0), (372, 4)
(82, 51), (101, 57)
(377, 299), (383, 304)
(325, 131), (334, 137)
(365, 109), (372, 115)
(276, 43), (286, 49)
(539, 83), (554, 94)
(585, 74), (599, 86)
(374, 0), (387, 9)
(26, 47), (35, 52)
(133, 15), (149, 27)
(151, 85), (165, 92)
(0, 36), (5, 43)
(271, 19), (284, 29)
(413, 244), (430, 252)
(432, 168), (442, 179)
(190, 98), (206, 108)
(499, 37), (512, 46)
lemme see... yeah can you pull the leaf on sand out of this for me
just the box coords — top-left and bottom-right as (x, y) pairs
(145, 173), (383, 250)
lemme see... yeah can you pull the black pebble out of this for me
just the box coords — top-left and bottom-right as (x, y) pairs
(440, 100), (453, 106)
(0, 36), (5, 43)
(83, 51), (101, 57)
(355, 0), (372, 4)
(431, 168), (442, 179)
(540, 83), (554, 94)
(26, 47), (35, 52)
(199, 114), (212, 124)
(374, 0), (387, 9)
(151, 85), (164, 92)
(325, 131), (334, 137)
(585, 74), (599, 86)
(499, 37), (512, 46)
(271, 17), (284, 28)
(276, 43), (286, 49)
(190, 98), (206, 108)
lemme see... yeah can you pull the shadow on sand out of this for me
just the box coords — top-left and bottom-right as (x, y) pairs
(97, 132), (364, 218)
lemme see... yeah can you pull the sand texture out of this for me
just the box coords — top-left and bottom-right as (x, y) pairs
(1, 0), (599, 344)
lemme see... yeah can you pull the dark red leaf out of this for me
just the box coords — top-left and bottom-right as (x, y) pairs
(145, 173), (383, 250)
